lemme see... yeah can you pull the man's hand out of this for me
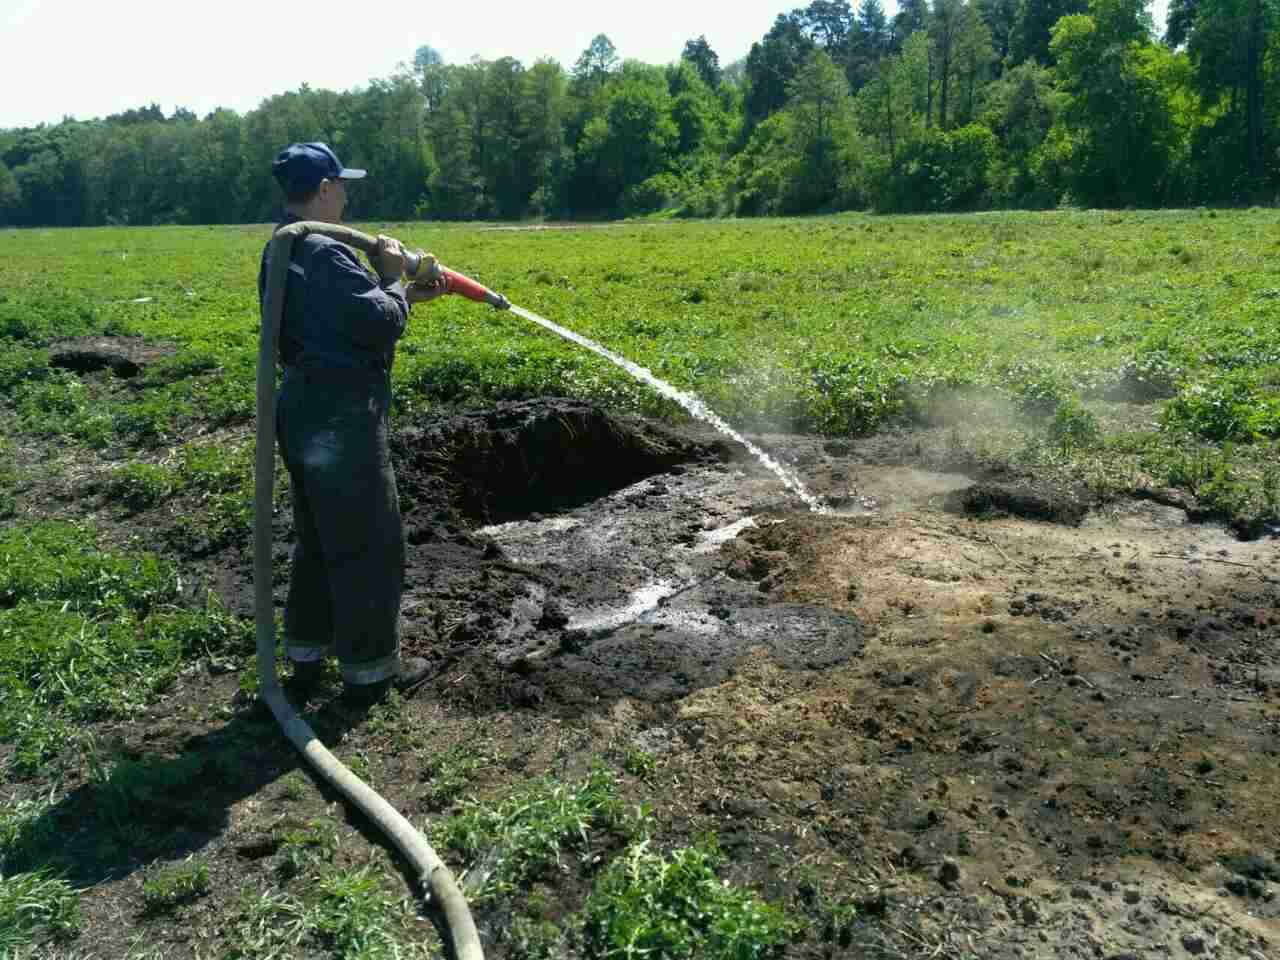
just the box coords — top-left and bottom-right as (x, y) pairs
(373, 234), (407, 282)
(406, 280), (448, 305)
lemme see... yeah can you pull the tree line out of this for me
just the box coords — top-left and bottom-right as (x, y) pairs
(1, 0), (1276, 227)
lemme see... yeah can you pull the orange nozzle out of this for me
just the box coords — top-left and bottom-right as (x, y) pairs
(405, 250), (509, 310)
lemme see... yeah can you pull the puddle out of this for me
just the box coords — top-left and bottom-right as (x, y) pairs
(478, 516), (582, 538)
(693, 517), (758, 553)
(567, 581), (679, 633)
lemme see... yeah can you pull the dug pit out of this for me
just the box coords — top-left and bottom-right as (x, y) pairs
(379, 398), (868, 708)
(391, 398), (720, 525)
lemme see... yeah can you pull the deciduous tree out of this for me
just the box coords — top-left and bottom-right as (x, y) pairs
(1049, 0), (1178, 204)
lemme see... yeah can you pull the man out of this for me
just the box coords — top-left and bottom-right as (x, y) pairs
(258, 142), (442, 705)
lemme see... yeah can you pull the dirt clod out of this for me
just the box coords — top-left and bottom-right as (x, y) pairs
(938, 857), (961, 887)
(957, 480), (1090, 524)
(1183, 934), (1208, 954)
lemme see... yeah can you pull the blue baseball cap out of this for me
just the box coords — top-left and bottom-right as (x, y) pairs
(271, 142), (366, 190)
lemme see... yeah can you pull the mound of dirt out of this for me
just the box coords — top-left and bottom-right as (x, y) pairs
(955, 480), (1090, 525)
(48, 335), (177, 378)
(392, 398), (717, 525)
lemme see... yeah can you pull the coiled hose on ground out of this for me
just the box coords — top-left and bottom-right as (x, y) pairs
(256, 220), (483, 960)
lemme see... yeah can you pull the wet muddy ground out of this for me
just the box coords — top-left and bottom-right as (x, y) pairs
(33, 397), (1280, 957)
(306, 399), (1280, 958)
(428, 402), (1278, 957)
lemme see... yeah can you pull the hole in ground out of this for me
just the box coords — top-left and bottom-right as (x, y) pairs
(392, 398), (720, 525)
(48, 335), (177, 379)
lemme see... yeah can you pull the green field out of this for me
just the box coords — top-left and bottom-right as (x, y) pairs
(2, 210), (1279, 957)
(5, 211), (1280, 526)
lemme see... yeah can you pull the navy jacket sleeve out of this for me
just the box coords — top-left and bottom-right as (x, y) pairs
(311, 242), (409, 350)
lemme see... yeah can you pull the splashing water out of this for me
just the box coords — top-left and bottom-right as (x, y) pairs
(510, 305), (827, 514)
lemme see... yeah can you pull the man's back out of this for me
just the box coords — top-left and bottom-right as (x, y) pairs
(258, 216), (409, 376)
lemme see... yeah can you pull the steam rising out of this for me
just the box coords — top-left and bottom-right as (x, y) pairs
(510, 305), (827, 514)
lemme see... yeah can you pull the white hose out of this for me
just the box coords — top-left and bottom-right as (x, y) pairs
(256, 220), (483, 960)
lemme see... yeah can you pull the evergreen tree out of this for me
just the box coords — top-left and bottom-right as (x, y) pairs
(1176, 0), (1274, 183)
(574, 34), (619, 87)
(681, 35), (722, 89)
(745, 14), (817, 125)
(978, 0), (1021, 64)
(929, 0), (967, 128)
(1009, 0), (1089, 64)
(847, 0), (892, 88)
(415, 46), (450, 112)
(954, 1), (997, 125)
(894, 0), (931, 47)
(787, 49), (855, 206)
(1049, 0), (1177, 203)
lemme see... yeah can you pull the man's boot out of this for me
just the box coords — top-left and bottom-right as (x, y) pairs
(342, 657), (431, 706)
(284, 659), (326, 696)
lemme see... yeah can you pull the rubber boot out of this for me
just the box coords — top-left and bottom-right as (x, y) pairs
(284, 659), (326, 696)
(343, 657), (431, 706)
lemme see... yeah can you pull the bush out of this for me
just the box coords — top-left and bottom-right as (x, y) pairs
(1003, 360), (1069, 418)
(625, 173), (684, 214)
(801, 356), (911, 435)
(0, 346), (52, 395)
(876, 124), (998, 213)
(1105, 349), (1184, 401)
(430, 765), (631, 903)
(1048, 396), (1100, 451)
(141, 857), (210, 915)
(0, 522), (177, 615)
(106, 462), (178, 511)
(1162, 370), (1280, 443)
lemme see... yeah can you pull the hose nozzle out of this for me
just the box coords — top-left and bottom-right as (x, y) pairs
(404, 250), (509, 310)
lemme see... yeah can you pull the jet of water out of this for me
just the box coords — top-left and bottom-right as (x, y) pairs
(510, 305), (828, 514)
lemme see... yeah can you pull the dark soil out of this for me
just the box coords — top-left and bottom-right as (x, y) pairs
(392, 398), (725, 525)
(9, 397), (1280, 960)
(955, 480), (1092, 525)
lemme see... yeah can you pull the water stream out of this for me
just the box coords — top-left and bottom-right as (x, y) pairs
(510, 304), (827, 514)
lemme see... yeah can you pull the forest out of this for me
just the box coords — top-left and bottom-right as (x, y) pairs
(1, 0), (1275, 226)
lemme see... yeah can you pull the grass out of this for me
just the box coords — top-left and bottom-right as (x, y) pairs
(0, 522), (251, 779)
(275, 819), (340, 881)
(1, 212), (1276, 535)
(222, 869), (433, 960)
(429, 764), (638, 903)
(581, 837), (798, 959)
(140, 856), (210, 915)
(1, 211), (1279, 955)
(0, 870), (82, 951)
(0, 792), (58, 874)
(420, 744), (491, 810)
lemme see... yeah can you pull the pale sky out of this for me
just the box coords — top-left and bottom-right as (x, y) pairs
(1, 0), (1168, 130)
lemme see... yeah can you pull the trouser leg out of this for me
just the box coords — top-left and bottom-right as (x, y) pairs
(278, 390), (335, 667)
(282, 475), (337, 665)
(309, 449), (403, 686)
(279, 378), (403, 688)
